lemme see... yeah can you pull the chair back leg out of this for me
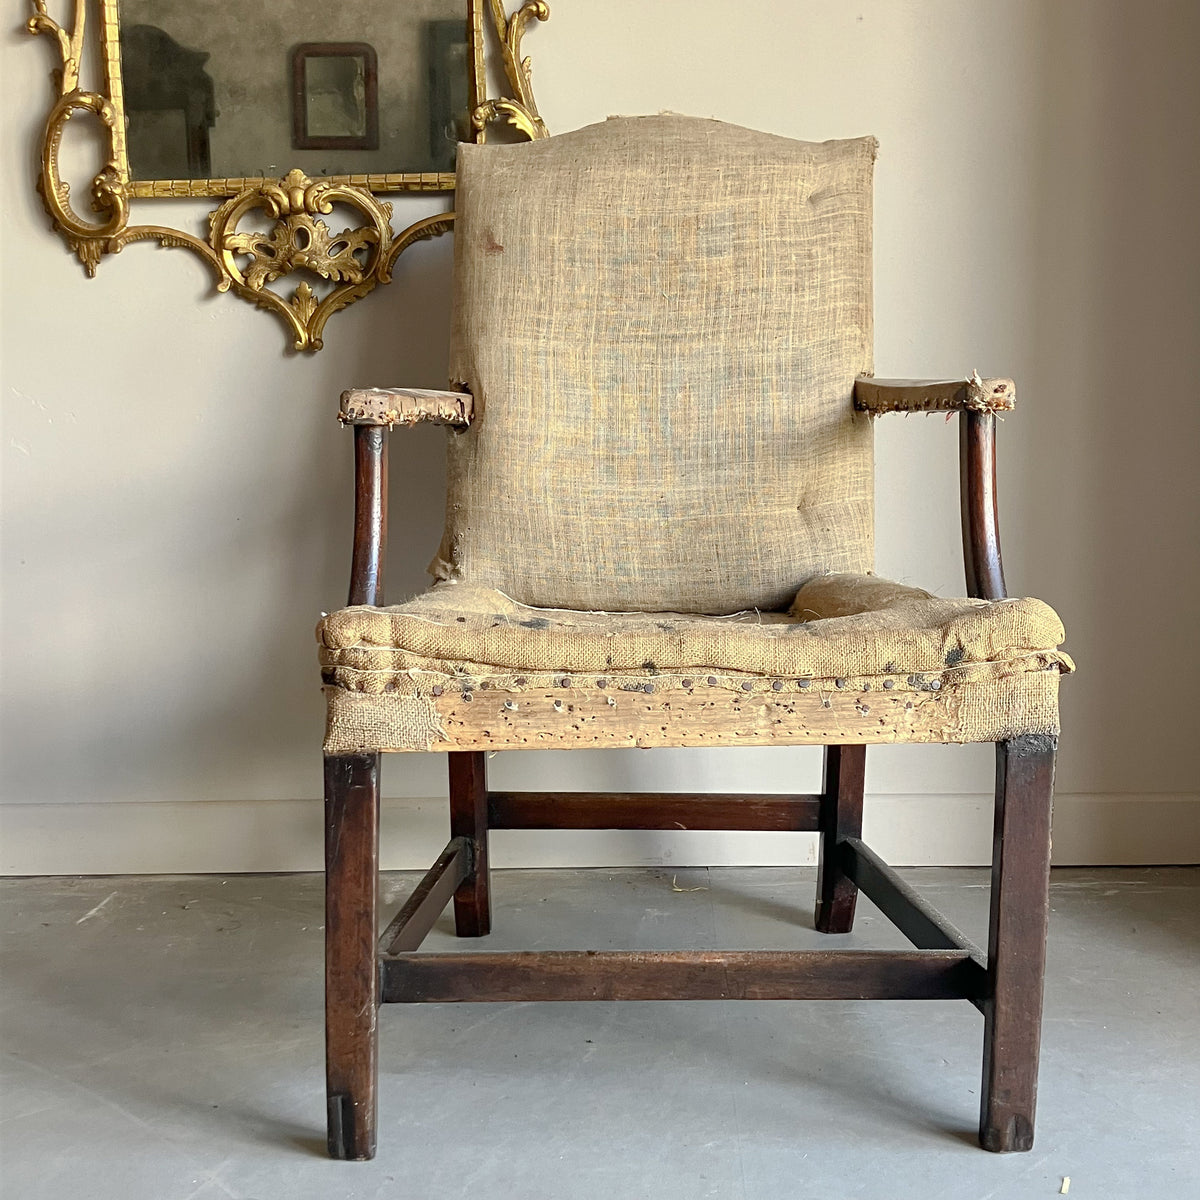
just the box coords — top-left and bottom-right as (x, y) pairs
(815, 745), (867, 933)
(449, 751), (492, 937)
(979, 735), (1056, 1151)
(324, 752), (381, 1161)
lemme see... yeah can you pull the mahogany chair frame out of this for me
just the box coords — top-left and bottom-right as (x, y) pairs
(323, 400), (1056, 1161)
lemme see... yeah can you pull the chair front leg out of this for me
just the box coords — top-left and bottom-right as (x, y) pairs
(324, 752), (381, 1161)
(980, 735), (1056, 1152)
(815, 744), (867, 933)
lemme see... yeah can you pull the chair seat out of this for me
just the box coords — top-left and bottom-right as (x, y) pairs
(318, 573), (1072, 753)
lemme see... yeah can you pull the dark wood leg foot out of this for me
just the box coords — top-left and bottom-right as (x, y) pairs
(815, 745), (866, 933)
(449, 751), (491, 937)
(324, 752), (380, 1161)
(979, 735), (1056, 1152)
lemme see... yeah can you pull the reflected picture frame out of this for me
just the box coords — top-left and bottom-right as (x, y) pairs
(291, 42), (379, 151)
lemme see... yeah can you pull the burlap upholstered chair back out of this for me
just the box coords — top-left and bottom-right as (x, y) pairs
(433, 115), (877, 614)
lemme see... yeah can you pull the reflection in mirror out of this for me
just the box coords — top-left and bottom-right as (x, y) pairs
(118, 0), (469, 181)
(292, 43), (379, 151)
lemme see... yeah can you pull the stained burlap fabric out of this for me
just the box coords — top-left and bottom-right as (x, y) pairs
(432, 115), (877, 614)
(318, 574), (1072, 751)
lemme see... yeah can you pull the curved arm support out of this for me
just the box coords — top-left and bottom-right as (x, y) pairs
(959, 411), (1007, 601)
(348, 426), (388, 607)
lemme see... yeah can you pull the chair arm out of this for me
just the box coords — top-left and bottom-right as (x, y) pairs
(340, 386), (474, 427)
(853, 375), (1014, 416)
(855, 374), (1012, 601)
(339, 388), (471, 606)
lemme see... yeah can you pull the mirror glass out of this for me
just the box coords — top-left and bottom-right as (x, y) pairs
(117, 0), (470, 181)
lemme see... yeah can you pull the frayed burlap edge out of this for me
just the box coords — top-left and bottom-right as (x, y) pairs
(853, 373), (1016, 416)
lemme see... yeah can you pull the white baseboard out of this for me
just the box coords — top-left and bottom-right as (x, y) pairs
(1, 793), (1197, 875)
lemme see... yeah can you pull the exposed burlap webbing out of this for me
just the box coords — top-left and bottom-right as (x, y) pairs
(433, 115), (877, 614)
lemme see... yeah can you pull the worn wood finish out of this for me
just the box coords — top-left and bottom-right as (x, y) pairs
(980, 735), (1056, 1152)
(815, 745), (867, 933)
(487, 791), (821, 831)
(378, 838), (470, 955)
(324, 752), (381, 1161)
(843, 837), (985, 980)
(380, 948), (982, 1004)
(348, 425), (388, 608)
(448, 751), (491, 937)
(960, 410), (1007, 601)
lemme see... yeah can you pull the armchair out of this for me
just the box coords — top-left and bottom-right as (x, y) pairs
(317, 116), (1071, 1160)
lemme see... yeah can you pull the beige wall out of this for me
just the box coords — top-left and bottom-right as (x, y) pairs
(3, 1), (1198, 872)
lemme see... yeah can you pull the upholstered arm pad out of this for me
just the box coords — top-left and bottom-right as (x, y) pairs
(853, 374), (1015, 416)
(339, 387), (474, 427)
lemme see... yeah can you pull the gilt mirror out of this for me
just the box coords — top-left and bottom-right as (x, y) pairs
(27, 0), (550, 350)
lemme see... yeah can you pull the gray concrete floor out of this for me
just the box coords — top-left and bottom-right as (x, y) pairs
(1, 866), (1197, 1199)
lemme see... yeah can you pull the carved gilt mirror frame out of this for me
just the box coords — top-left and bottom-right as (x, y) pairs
(27, 1), (549, 350)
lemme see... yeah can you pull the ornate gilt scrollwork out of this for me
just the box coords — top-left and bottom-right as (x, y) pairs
(209, 171), (397, 351)
(30, 1), (134, 277)
(26, 0), (548, 352)
(473, 1), (551, 140)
